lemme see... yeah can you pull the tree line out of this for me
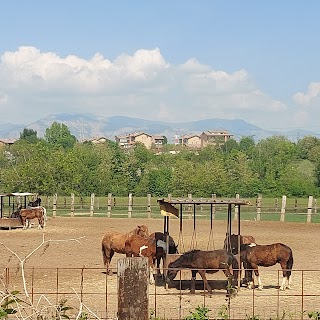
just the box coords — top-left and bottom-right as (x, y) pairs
(0, 122), (320, 198)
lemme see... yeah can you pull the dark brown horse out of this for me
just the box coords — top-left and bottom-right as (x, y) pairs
(224, 233), (256, 285)
(28, 197), (42, 207)
(166, 249), (239, 294)
(19, 207), (46, 229)
(125, 234), (158, 284)
(224, 233), (256, 255)
(148, 232), (178, 278)
(240, 243), (293, 290)
(101, 225), (149, 275)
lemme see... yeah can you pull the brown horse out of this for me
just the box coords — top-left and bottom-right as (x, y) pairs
(148, 232), (178, 279)
(166, 249), (239, 294)
(125, 234), (158, 284)
(19, 207), (46, 229)
(240, 243), (293, 290)
(101, 225), (149, 275)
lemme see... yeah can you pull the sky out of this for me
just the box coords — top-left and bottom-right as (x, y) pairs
(1, 1), (320, 133)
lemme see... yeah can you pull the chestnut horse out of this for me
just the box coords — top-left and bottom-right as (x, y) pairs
(240, 243), (293, 290)
(125, 234), (159, 284)
(19, 207), (46, 229)
(101, 225), (149, 275)
(166, 249), (239, 294)
(148, 232), (178, 278)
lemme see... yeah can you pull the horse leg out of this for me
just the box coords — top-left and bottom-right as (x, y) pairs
(253, 268), (263, 290)
(38, 216), (44, 229)
(287, 274), (293, 289)
(156, 256), (162, 279)
(198, 269), (212, 294)
(148, 257), (155, 285)
(245, 265), (255, 289)
(105, 249), (114, 275)
(190, 270), (197, 294)
(280, 261), (292, 290)
(22, 218), (27, 230)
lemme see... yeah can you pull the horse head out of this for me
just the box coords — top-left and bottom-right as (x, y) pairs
(136, 225), (149, 238)
(166, 261), (179, 282)
(169, 244), (179, 254)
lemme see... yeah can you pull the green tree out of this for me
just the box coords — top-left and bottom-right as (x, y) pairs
(44, 122), (77, 149)
(296, 136), (320, 161)
(239, 136), (256, 158)
(222, 138), (239, 153)
(19, 128), (39, 143)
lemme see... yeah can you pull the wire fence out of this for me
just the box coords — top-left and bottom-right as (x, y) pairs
(1, 266), (320, 319)
(1, 194), (319, 223)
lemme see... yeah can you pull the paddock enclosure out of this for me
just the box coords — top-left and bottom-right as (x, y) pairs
(1, 217), (320, 319)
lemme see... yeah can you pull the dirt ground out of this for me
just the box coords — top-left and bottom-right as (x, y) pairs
(1, 216), (320, 319)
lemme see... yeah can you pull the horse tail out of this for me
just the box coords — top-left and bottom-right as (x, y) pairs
(101, 242), (108, 266)
(286, 249), (294, 278)
(42, 207), (47, 221)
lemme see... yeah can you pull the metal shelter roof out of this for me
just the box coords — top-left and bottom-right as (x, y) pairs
(158, 197), (252, 205)
(157, 197), (251, 217)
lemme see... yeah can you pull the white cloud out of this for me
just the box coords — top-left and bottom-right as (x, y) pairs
(0, 46), (299, 130)
(293, 82), (320, 106)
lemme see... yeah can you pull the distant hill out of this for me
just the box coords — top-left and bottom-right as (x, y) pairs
(1, 113), (320, 143)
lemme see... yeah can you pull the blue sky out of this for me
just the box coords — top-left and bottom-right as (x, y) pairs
(1, 1), (320, 133)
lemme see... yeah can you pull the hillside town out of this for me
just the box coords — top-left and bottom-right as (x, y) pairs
(1, 130), (233, 150)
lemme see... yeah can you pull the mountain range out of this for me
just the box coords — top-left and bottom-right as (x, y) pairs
(1, 113), (319, 143)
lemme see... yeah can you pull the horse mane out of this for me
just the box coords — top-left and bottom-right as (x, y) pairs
(184, 249), (200, 255)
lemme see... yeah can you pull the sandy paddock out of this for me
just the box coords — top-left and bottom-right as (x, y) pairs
(1, 216), (320, 319)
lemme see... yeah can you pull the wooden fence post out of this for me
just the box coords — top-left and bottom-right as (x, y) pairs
(234, 193), (239, 220)
(118, 257), (149, 320)
(314, 198), (317, 214)
(307, 195), (313, 223)
(107, 193), (112, 218)
(294, 199), (298, 213)
(70, 193), (74, 217)
(280, 195), (286, 222)
(147, 194), (151, 219)
(53, 194), (57, 217)
(256, 194), (262, 221)
(90, 193), (94, 217)
(128, 193), (133, 218)
(188, 193), (192, 219)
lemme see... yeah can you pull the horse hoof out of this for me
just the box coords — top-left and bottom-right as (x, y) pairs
(107, 270), (113, 276)
(279, 286), (285, 291)
(257, 286), (263, 290)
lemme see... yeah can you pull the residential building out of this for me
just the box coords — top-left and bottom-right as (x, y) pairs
(0, 138), (16, 148)
(115, 132), (165, 150)
(201, 130), (233, 147)
(179, 134), (201, 148)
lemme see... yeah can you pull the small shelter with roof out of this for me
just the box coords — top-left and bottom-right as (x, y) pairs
(0, 192), (36, 229)
(157, 196), (252, 286)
